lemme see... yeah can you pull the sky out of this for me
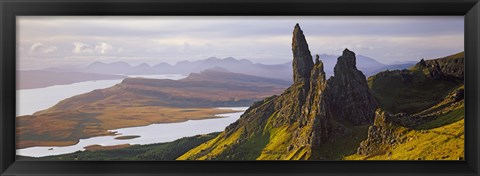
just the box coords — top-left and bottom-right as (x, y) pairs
(17, 16), (464, 70)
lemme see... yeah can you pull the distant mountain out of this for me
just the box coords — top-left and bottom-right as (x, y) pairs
(79, 58), (292, 81)
(77, 53), (411, 82)
(184, 67), (291, 87)
(84, 61), (132, 74)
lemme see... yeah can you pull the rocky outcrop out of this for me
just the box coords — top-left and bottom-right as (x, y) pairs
(356, 109), (404, 156)
(426, 52), (464, 80)
(415, 52), (464, 80)
(324, 49), (378, 125)
(292, 23), (314, 83)
(179, 24), (377, 160)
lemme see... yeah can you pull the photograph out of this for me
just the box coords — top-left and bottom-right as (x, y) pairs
(15, 16), (465, 161)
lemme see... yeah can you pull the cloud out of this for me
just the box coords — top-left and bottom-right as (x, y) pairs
(72, 42), (114, 54)
(18, 16), (464, 68)
(29, 42), (58, 54)
(95, 42), (114, 54)
(43, 46), (58, 53)
(72, 42), (93, 54)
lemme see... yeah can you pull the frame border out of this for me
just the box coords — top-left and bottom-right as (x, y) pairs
(1, 0), (479, 176)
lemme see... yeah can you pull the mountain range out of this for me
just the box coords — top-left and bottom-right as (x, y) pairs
(78, 54), (414, 81)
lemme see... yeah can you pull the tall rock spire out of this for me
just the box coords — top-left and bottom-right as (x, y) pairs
(179, 24), (378, 161)
(292, 23), (314, 83)
(325, 48), (378, 125)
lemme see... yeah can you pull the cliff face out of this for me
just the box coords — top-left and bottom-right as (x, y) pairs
(325, 49), (378, 125)
(292, 23), (314, 83)
(178, 24), (377, 160)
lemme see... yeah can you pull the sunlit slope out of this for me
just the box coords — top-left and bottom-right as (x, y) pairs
(368, 51), (463, 114)
(346, 83), (464, 160)
(345, 115), (464, 160)
(350, 52), (465, 160)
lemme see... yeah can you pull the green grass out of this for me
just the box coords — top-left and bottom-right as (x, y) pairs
(414, 104), (464, 130)
(258, 125), (295, 160)
(345, 119), (464, 160)
(177, 128), (245, 160)
(315, 124), (370, 160)
(217, 132), (270, 160)
(368, 69), (460, 114)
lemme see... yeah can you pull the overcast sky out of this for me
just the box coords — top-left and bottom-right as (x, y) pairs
(17, 16), (464, 70)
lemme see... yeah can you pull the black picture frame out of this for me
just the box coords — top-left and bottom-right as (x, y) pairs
(1, 0), (479, 175)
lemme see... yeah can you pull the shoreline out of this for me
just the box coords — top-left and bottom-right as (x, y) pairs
(16, 107), (242, 150)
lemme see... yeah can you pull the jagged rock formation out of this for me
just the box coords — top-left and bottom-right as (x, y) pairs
(292, 23), (314, 83)
(178, 24), (377, 160)
(325, 49), (378, 125)
(356, 109), (403, 157)
(414, 52), (464, 80)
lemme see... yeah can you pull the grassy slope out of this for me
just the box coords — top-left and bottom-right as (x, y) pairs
(345, 118), (464, 160)
(368, 68), (459, 114)
(344, 92), (465, 161)
(315, 125), (370, 160)
(343, 52), (465, 160)
(21, 133), (219, 161)
(177, 97), (276, 160)
(178, 83), (315, 160)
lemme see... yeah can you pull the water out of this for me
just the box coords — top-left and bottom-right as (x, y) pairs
(127, 74), (187, 80)
(16, 74), (187, 116)
(16, 107), (247, 157)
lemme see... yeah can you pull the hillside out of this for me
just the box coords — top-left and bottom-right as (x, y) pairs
(346, 52), (465, 160)
(346, 86), (464, 160)
(368, 51), (464, 114)
(178, 24), (378, 160)
(16, 70), (288, 149)
(178, 24), (464, 161)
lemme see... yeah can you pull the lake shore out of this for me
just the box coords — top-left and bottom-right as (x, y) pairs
(17, 107), (240, 149)
(16, 107), (248, 157)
